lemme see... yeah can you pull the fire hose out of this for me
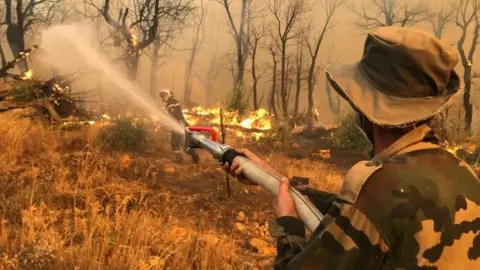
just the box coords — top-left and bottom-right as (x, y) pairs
(185, 126), (324, 232)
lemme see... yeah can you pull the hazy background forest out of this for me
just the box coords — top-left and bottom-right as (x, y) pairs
(1, 0), (479, 131)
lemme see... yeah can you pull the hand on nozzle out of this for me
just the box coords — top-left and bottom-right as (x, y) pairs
(223, 148), (282, 185)
(223, 148), (257, 185)
(224, 161), (256, 185)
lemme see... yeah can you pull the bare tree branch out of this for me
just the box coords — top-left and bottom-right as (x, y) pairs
(269, 0), (309, 119)
(456, 0), (480, 132)
(303, 0), (344, 125)
(87, 0), (194, 80)
(350, 0), (432, 30)
(431, 1), (457, 39)
(215, 0), (250, 90)
(183, 0), (207, 106)
(248, 20), (265, 110)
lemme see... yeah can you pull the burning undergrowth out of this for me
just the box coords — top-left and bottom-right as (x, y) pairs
(0, 48), (91, 123)
(183, 107), (273, 141)
(60, 106), (277, 142)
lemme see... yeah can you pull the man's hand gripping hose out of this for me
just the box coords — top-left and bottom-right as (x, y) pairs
(185, 126), (324, 232)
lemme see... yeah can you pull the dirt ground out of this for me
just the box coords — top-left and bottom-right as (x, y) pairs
(0, 112), (365, 269)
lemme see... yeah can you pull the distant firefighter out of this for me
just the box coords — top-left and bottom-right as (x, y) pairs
(158, 88), (199, 164)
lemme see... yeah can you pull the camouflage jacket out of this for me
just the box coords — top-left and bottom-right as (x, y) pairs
(272, 125), (480, 269)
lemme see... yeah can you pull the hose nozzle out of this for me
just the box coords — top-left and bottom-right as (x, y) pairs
(185, 126), (234, 164)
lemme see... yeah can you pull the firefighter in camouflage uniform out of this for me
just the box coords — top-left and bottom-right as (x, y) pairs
(159, 89), (199, 164)
(226, 26), (480, 269)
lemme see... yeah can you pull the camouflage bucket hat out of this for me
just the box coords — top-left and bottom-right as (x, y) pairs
(326, 26), (464, 127)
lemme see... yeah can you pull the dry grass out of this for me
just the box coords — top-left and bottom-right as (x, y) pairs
(0, 110), (346, 269)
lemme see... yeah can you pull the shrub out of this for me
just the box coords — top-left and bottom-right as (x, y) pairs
(329, 114), (371, 151)
(9, 85), (44, 103)
(95, 118), (149, 151)
(430, 107), (472, 144)
(227, 84), (249, 115)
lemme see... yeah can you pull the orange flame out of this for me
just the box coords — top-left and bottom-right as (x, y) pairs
(182, 107), (273, 140)
(443, 141), (477, 155)
(128, 28), (138, 48)
(20, 69), (34, 80)
(61, 107), (273, 141)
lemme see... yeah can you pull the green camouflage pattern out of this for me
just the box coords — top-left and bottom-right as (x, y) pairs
(274, 126), (480, 269)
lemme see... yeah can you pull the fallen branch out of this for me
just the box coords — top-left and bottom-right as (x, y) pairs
(0, 45), (38, 78)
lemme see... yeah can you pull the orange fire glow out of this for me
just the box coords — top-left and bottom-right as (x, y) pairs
(20, 69), (34, 80)
(182, 107), (273, 140)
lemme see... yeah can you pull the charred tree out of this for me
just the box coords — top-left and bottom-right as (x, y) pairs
(456, 0), (480, 133)
(285, 54), (295, 110)
(248, 23), (264, 110)
(149, 38), (162, 96)
(269, 0), (308, 119)
(0, 43), (6, 68)
(91, 0), (193, 80)
(293, 33), (307, 119)
(305, 0), (344, 126)
(430, 2), (456, 137)
(3, 0), (63, 71)
(431, 2), (456, 39)
(195, 54), (225, 107)
(266, 43), (279, 119)
(350, 0), (431, 30)
(184, 0), (206, 107)
(215, 0), (250, 91)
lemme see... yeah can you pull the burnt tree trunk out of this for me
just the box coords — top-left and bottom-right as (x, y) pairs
(250, 40), (259, 110)
(0, 43), (6, 72)
(6, 25), (27, 71)
(127, 50), (141, 81)
(150, 40), (161, 96)
(5, 0), (28, 71)
(184, 50), (195, 105)
(463, 66), (473, 132)
(325, 74), (340, 117)
(184, 2), (205, 107)
(280, 42), (288, 119)
(251, 65), (259, 110)
(306, 67), (315, 125)
(270, 59), (278, 119)
(294, 45), (304, 119)
(456, 12), (479, 133)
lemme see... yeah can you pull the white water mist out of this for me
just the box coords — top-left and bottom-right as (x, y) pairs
(38, 22), (185, 134)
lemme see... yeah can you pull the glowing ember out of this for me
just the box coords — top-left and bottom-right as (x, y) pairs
(443, 142), (477, 155)
(20, 69), (34, 80)
(129, 28), (138, 47)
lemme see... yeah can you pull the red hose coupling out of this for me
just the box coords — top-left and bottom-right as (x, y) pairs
(186, 126), (218, 142)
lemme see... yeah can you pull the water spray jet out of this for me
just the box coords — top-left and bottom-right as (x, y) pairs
(37, 23), (184, 134)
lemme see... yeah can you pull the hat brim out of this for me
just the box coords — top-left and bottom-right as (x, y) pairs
(325, 63), (464, 127)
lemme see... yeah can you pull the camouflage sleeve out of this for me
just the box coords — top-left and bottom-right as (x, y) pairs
(270, 217), (306, 270)
(279, 201), (389, 269)
(270, 189), (338, 269)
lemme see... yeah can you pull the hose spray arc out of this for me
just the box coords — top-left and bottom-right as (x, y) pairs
(185, 126), (324, 232)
